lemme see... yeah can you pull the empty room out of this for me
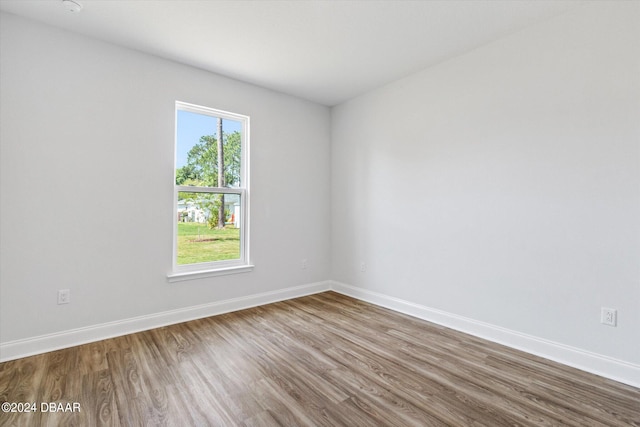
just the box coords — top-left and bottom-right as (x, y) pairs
(1, 0), (639, 425)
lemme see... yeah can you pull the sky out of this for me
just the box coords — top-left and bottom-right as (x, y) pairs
(176, 110), (242, 168)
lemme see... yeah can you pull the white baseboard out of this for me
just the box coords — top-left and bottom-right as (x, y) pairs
(3, 279), (638, 389)
(0, 281), (331, 362)
(330, 281), (640, 389)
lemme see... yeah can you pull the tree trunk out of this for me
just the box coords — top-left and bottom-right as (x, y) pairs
(217, 118), (225, 229)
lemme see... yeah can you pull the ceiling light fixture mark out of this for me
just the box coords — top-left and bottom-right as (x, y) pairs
(62, 0), (82, 13)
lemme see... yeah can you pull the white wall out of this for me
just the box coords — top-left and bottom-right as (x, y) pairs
(0, 13), (331, 346)
(2, 2), (639, 386)
(332, 2), (640, 365)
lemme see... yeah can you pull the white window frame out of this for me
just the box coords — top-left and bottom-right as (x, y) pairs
(168, 101), (252, 282)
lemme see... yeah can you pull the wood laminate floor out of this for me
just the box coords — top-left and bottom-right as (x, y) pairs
(1, 292), (638, 426)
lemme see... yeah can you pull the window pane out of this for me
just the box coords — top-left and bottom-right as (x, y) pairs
(176, 110), (242, 188)
(176, 192), (241, 265)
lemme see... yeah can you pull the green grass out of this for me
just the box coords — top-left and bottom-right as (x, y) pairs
(177, 222), (240, 265)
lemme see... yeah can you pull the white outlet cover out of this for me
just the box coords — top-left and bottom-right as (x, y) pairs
(58, 289), (71, 304)
(601, 307), (617, 327)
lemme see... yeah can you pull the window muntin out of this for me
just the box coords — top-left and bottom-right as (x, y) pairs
(172, 102), (249, 276)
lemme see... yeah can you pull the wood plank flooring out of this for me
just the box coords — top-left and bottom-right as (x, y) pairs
(1, 291), (639, 426)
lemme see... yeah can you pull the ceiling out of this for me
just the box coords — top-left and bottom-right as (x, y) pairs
(0, 0), (584, 106)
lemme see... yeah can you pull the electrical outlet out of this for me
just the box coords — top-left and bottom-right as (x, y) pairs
(601, 307), (617, 327)
(58, 289), (71, 305)
(360, 262), (366, 272)
(301, 258), (308, 269)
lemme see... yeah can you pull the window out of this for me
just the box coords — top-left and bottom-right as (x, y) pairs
(168, 102), (251, 281)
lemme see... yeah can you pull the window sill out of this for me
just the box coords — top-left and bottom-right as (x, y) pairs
(167, 264), (254, 283)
